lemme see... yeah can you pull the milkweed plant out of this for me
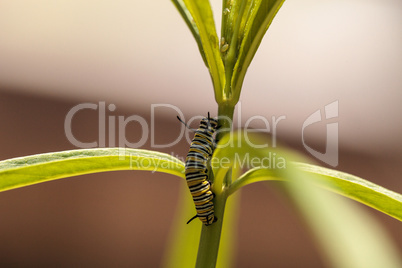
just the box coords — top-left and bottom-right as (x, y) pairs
(1, 1), (401, 267)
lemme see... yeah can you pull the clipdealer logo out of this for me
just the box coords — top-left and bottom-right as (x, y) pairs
(302, 101), (339, 167)
(64, 101), (339, 167)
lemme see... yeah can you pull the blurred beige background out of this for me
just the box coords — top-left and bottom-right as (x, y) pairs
(0, 0), (401, 267)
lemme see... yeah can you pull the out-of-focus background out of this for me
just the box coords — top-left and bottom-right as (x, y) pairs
(0, 0), (401, 267)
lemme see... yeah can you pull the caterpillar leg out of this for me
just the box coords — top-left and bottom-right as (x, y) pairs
(186, 214), (198, 224)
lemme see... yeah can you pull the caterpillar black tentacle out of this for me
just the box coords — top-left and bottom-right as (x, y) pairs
(178, 114), (218, 226)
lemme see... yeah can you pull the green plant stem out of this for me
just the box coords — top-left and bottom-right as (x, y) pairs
(227, 0), (247, 60)
(194, 104), (234, 268)
(217, 103), (235, 141)
(194, 5), (237, 263)
(195, 191), (228, 268)
(221, 0), (228, 39)
(221, 0), (247, 104)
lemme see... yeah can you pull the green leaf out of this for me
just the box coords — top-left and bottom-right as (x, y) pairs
(220, 0), (256, 105)
(229, 164), (402, 222)
(231, 0), (285, 103)
(213, 132), (402, 267)
(171, 0), (208, 66)
(232, 165), (402, 266)
(0, 148), (185, 192)
(227, 167), (283, 196)
(215, 132), (402, 221)
(162, 183), (201, 268)
(181, 0), (226, 101)
(295, 163), (402, 221)
(212, 131), (296, 193)
(220, 0), (249, 51)
(283, 171), (402, 268)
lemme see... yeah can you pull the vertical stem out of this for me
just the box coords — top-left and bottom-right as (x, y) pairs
(195, 192), (227, 268)
(217, 103), (235, 141)
(221, 0), (228, 39)
(195, 2), (237, 265)
(194, 104), (234, 268)
(222, 0), (247, 99)
(217, 104), (235, 188)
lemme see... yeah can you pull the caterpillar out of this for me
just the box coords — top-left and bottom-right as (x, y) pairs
(177, 113), (219, 226)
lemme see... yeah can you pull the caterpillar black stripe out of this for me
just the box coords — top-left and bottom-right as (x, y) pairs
(177, 113), (218, 226)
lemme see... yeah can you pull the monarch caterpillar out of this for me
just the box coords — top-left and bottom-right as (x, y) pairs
(177, 113), (219, 226)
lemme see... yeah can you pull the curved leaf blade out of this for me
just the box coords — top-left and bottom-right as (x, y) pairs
(0, 148), (185, 192)
(295, 162), (402, 222)
(227, 167), (283, 196)
(229, 164), (402, 222)
(212, 132), (298, 192)
(182, 0), (225, 100)
(162, 183), (201, 268)
(171, 0), (208, 66)
(215, 132), (402, 221)
(232, 0), (285, 103)
(213, 132), (402, 267)
(283, 171), (402, 268)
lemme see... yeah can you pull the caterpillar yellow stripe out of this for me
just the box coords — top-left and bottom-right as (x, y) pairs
(178, 114), (218, 226)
